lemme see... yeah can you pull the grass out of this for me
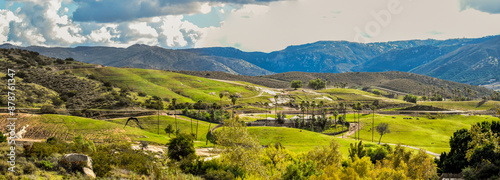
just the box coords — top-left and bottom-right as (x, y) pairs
(247, 126), (380, 157)
(1, 114), (215, 147)
(418, 100), (500, 111)
(108, 115), (217, 147)
(353, 114), (499, 154)
(69, 67), (260, 103)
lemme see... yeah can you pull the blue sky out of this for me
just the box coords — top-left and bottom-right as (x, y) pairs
(1, 0), (500, 52)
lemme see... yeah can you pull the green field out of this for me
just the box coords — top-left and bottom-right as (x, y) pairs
(247, 126), (381, 157)
(69, 67), (261, 103)
(353, 114), (498, 154)
(4, 114), (217, 147)
(108, 115), (217, 147)
(418, 100), (500, 111)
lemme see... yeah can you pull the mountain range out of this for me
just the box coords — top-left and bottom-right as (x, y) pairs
(1, 35), (499, 88)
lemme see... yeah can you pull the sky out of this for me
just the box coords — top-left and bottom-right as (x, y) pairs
(1, 0), (500, 52)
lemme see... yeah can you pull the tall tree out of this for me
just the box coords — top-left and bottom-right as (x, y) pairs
(376, 123), (391, 144)
(291, 80), (303, 90)
(264, 102), (269, 126)
(371, 105), (377, 143)
(230, 95), (238, 118)
(219, 92), (224, 108)
(171, 98), (178, 133)
(164, 124), (174, 137)
(274, 95), (279, 122)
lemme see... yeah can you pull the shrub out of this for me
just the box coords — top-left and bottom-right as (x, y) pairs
(22, 162), (36, 174)
(37, 160), (54, 171)
(40, 105), (57, 114)
(167, 133), (196, 161)
(138, 91), (147, 97)
(52, 97), (64, 107)
(0, 131), (7, 143)
(291, 80), (303, 90)
(403, 94), (418, 103)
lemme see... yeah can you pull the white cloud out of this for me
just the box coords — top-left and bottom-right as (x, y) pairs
(2, 0), (207, 48)
(0, 10), (21, 44)
(199, 0), (500, 52)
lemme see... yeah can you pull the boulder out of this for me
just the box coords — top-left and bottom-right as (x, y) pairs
(62, 153), (93, 169)
(83, 167), (96, 179)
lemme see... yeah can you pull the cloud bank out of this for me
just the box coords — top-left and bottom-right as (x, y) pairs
(72, 0), (288, 23)
(459, 0), (500, 14)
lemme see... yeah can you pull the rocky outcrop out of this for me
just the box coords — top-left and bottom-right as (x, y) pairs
(62, 153), (95, 178)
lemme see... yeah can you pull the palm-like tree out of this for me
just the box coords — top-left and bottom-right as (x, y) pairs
(230, 96), (237, 118)
(171, 98), (177, 133)
(274, 95), (279, 121)
(318, 100), (324, 118)
(371, 105), (377, 143)
(263, 102), (270, 126)
(300, 102), (306, 129)
(219, 92), (224, 108)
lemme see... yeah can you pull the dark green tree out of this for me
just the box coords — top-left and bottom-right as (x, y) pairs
(290, 80), (303, 90)
(165, 124), (174, 137)
(307, 78), (326, 90)
(167, 133), (195, 161)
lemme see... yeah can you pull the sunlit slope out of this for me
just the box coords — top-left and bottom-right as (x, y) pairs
(69, 67), (261, 103)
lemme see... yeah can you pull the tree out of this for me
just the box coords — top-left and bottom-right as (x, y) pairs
(307, 78), (326, 90)
(290, 80), (303, 90)
(219, 92), (224, 108)
(348, 141), (367, 161)
(230, 95), (238, 118)
(215, 116), (266, 176)
(403, 94), (417, 103)
(274, 95), (279, 122)
(165, 124), (174, 137)
(167, 133), (195, 161)
(264, 102), (270, 126)
(171, 98), (178, 132)
(332, 110), (339, 125)
(376, 123), (390, 144)
(371, 105), (377, 143)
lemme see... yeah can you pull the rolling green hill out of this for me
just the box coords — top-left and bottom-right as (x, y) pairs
(69, 67), (261, 104)
(353, 114), (497, 154)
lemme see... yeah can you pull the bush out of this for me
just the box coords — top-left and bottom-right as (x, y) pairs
(0, 131), (7, 143)
(37, 160), (54, 171)
(167, 133), (196, 161)
(291, 80), (303, 90)
(138, 91), (147, 97)
(403, 94), (418, 103)
(22, 162), (36, 174)
(52, 97), (64, 107)
(40, 105), (57, 114)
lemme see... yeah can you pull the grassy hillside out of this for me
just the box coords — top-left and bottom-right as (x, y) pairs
(108, 115), (216, 146)
(354, 114), (497, 154)
(418, 100), (500, 111)
(247, 126), (391, 157)
(69, 67), (261, 103)
(0, 114), (216, 147)
(263, 71), (494, 98)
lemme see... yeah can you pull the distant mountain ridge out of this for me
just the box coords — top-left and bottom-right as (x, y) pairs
(1, 35), (499, 86)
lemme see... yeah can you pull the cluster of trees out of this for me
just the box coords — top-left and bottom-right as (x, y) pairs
(182, 108), (230, 124)
(438, 121), (500, 179)
(403, 94), (418, 103)
(291, 79), (348, 90)
(174, 118), (437, 179)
